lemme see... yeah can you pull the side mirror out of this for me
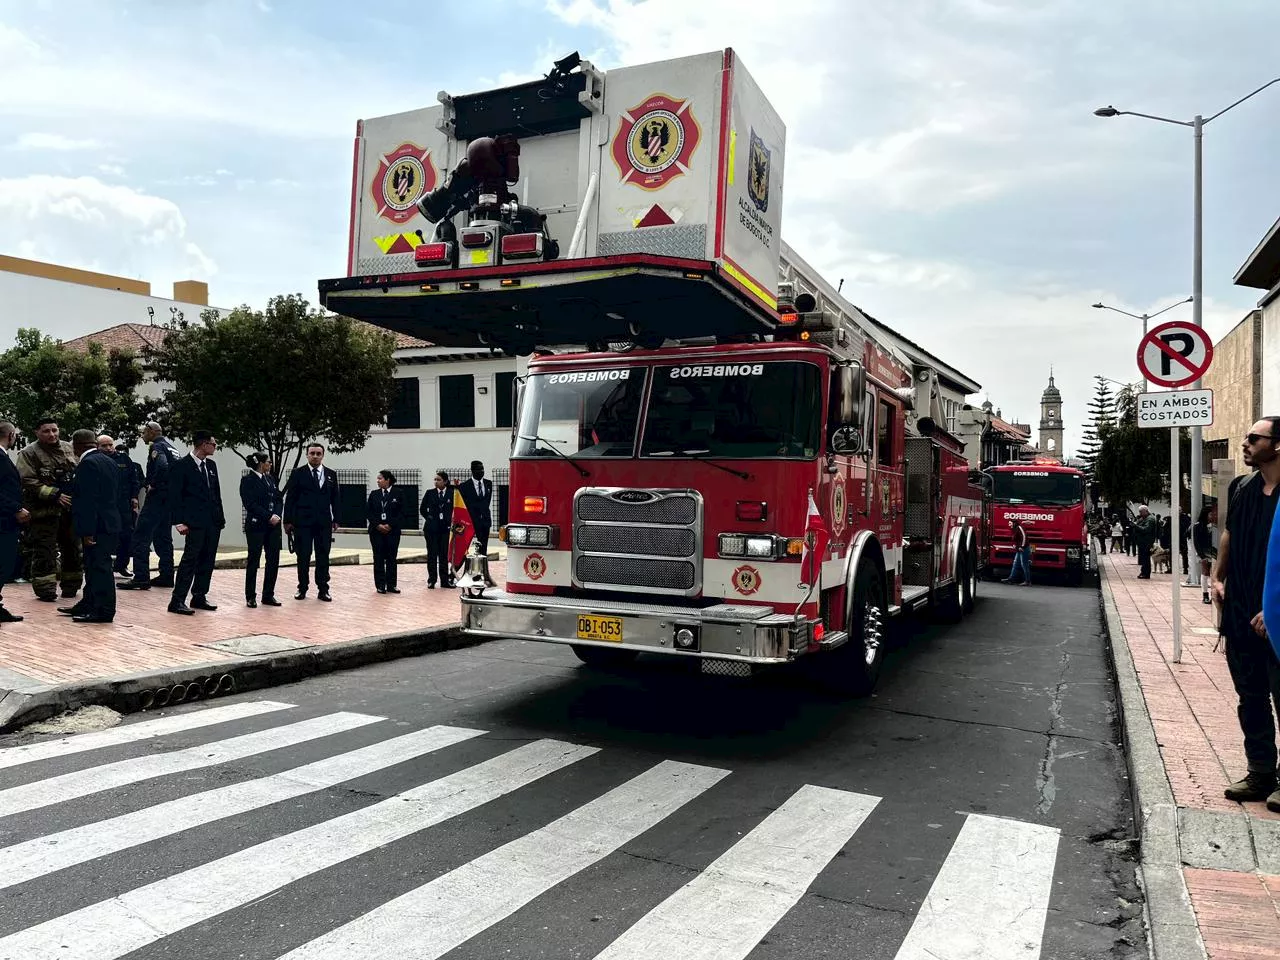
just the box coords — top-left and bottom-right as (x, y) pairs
(830, 426), (863, 455)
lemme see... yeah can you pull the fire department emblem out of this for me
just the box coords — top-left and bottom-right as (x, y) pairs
(372, 143), (437, 224)
(611, 93), (701, 190)
(522, 552), (547, 581)
(832, 481), (846, 534)
(748, 128), (770, 212)
(731, 564), (761, 596)
(881, 480), (892, 516)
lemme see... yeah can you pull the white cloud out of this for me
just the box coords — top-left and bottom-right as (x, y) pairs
(0, 175), (217, 281)
(97, 163), (125, 176)
(11, 132), (102, 151)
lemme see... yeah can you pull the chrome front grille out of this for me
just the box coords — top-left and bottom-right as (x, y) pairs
(573, 487), (703, 596)
(576, 492), (698, 525)
(575, 525), (697, 557)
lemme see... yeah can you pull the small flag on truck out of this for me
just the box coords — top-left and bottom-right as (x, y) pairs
(801, 490), (830, 586)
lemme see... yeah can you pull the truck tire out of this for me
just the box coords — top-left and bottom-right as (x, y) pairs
(962, 549), (978, 614)
(571, 644), (640, 668)
(936, 557), (966, 624)
(812, 562), (887, 698)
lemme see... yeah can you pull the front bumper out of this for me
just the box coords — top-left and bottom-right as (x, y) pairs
(991, 543), (1082, 570)
(462, 589), (811, 663)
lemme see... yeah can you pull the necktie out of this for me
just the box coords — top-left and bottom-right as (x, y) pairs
(313, 467), (321, 487)
(200, 460), (209, 487)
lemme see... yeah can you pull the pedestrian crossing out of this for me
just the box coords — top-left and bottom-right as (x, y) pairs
(0, 700), (1064, 960)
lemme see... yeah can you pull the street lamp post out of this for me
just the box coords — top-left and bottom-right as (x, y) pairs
(1091, 298), (1192, 391)
(1095, 76), (1280, 588)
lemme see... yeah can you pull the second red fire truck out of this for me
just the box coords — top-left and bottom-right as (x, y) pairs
(985, 460), (1089, 585)
(320, 49), (991, 694)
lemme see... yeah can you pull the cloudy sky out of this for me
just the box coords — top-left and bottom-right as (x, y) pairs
(2, 0), (1278, 455)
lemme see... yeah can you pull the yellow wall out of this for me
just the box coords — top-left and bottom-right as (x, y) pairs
(0, 254), (151, 296)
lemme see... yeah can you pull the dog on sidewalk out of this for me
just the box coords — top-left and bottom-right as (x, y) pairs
(1150, 545), (1172, 574)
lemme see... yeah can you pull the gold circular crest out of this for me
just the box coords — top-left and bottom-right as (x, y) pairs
(627, 110), (685, 175)
(731, 564), (761, 596)
(380, 156), (427, 213)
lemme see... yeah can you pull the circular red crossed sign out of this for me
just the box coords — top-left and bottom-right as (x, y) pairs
(1136, 320), (1214, 388)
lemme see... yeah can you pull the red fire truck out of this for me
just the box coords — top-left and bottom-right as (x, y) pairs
(319, 49), (989, 694)
(984, 460), (1089, 585)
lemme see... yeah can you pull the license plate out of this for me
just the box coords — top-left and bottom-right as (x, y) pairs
(576, 614), (623, 642)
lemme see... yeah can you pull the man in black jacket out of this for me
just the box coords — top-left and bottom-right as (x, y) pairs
(121, 421), (179, 590)
(420, 471), (453, 588)
(105, 438), (142, 577)
(240, 452), (283, 608)
(67, 430), (121, 623)
(366, 470), (406, 594)
(458, 460), (493, 552)
(168, 432), (225, 615)
(284, 443), (339, 601)
(0, 421), (28, 623)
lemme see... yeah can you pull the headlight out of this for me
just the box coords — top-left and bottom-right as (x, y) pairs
(505, 525), (555, 547)
(718, 533), (778, 559)
(1066, 546), (1081, 559)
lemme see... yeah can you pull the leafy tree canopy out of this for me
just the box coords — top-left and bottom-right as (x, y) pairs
(146, 294), (398, 481)
(0, 328), (146, 443)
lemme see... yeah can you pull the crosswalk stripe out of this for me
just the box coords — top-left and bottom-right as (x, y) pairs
(892, 814), (1060, 960)
(0, 738), (597, 960)
(592, 783), (880, 960)
(277, 759), (731, 960)
(0, 711), (383, 819)
(0, 701), (295, 771)
(0, 724), (486, 890)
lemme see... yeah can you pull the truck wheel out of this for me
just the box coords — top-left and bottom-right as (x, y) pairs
(815, 562), (887, 698)
(937, 556), (966, 624)
(571, 645), (640, 668)
(962, 550), (978, 613)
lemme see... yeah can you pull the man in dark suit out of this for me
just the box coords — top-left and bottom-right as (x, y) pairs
(420, 470), (453, 588)
(0, 421), (29, 624)
(284, 442), (339, 601)
(120, 421), (179, 590)
(67, 430), (121, 623)
(366, 470), (406, 594)
(240, 452), (283, 608)
(106, 438), (142, 577)
(168, 431), (225, 615)
(458, 460), (493, 553)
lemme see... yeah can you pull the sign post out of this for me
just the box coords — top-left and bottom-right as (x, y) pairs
(1136, 321), (1215, 663)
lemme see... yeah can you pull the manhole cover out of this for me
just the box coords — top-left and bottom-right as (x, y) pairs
(198, 635), (313, 656)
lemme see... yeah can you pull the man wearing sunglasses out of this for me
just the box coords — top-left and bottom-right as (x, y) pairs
(1211, 417), (1280, 808)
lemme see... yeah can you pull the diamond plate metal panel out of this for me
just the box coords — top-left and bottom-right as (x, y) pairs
(700, 658), (753, 678)
(356, 253), (417, 276)
(597, 224), (707, 260)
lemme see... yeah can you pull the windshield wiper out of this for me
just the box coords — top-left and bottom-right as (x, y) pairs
(517, 435), (590, 478)
(648, 449), (749, 481)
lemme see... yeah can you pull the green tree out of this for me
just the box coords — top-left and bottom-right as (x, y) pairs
(1095, 385), (1190, 511)
(0, 328), (146, 441)
(1077, 375), (1115, 475)
(145, 295), (399, 481)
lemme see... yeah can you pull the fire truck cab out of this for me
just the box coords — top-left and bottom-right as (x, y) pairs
(319, 49), (990, 694)
(984, 460), (1089, 585)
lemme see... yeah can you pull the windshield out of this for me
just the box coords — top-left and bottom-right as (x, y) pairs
(640, 361), (822, 459)
(512, 368), (645, 458)
(991, 471), (1083, 507)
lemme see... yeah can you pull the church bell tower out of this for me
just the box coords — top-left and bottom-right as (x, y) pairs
(1039, 370), (1064, 459)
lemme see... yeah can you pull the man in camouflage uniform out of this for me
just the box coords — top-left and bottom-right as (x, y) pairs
(16, 418), (82, 601)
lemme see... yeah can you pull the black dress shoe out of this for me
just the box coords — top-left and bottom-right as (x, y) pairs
(118, 581), (151, 591)
(427, 581), (437, 589)
(35, 595), (57, 602)
(57, 605), (85, 616)
(387, 587), (400, 594)
(0, 609), (24, 623)
(191, 599), (218, 611)
(261, 597), (282, 607)
(246, 598), (258, 608)
(318, 591), (332, 602)
(72, 614), (113, 624)
(376, 588), (387, 595)
(150, 578), (175, 588)
(168, 603), (194, 616)
(295, 589), (307, 600)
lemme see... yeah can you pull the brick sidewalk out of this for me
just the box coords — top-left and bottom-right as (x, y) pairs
(1102, 549), (1280, 958)
(0, 560), (502, 689)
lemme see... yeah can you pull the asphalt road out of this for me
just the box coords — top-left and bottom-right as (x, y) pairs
(0, 580), (1145, 959)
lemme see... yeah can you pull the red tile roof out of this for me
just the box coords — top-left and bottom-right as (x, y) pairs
(61, 321), (427, 354)
(990, 416), (1031, 443)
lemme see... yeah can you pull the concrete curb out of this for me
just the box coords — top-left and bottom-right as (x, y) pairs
(1099, 566), (1208, 960)
(0, 622), (484, 734)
